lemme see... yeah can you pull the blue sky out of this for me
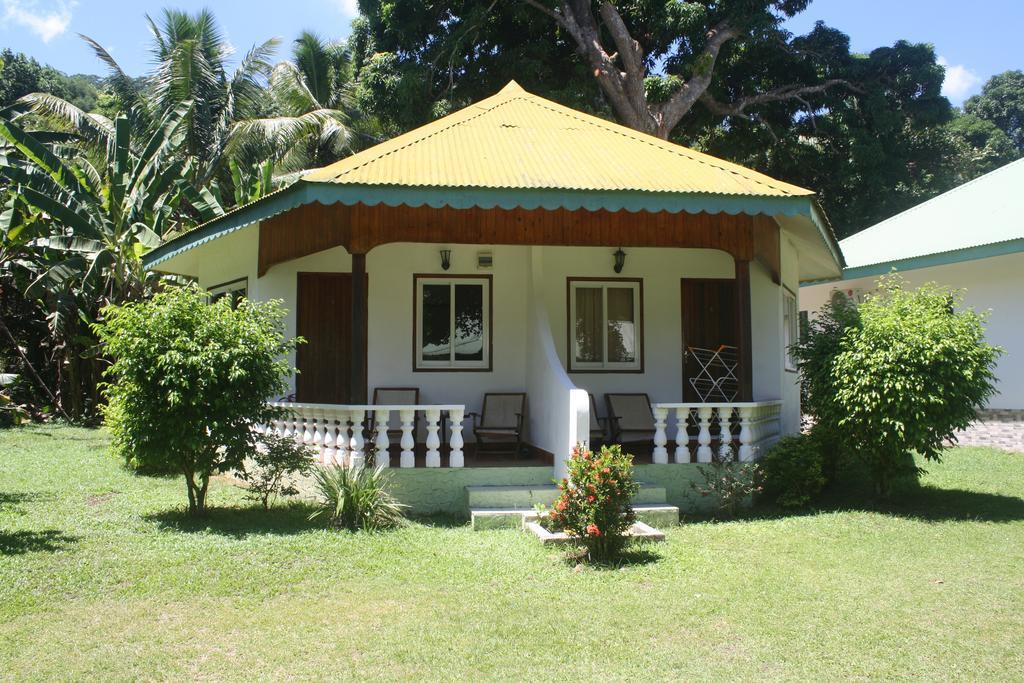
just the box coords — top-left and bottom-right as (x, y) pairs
(1, 0), (1020, 105)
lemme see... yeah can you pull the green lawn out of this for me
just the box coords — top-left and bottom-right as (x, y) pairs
(2, 426), (1023, 681)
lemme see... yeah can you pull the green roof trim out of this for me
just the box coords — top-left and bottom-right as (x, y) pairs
(144, 181), (838, 270)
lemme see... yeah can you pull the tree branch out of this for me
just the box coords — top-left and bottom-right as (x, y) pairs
(699, 79), (864, 118)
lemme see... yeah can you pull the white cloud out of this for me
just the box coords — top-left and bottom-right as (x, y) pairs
(334, 0), (359, 17)
(2, 0), (75, 43)
(937, 55), (982, 103)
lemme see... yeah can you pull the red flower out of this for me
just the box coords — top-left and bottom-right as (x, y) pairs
(556, 500), (567, 511)
(586, 524), (601, 536)
(587, 495), (596, 503)
(602, 467), (611, 474)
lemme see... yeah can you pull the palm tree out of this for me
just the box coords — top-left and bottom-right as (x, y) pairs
(21, 8), (277, 189)
(228, 31), (360, 174)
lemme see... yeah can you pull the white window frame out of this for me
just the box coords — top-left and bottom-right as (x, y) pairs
(568, 279), (643, 372)
(414, 276), (491, 371)
(208, 277), (247, 308)
(783, 287), (798, 372)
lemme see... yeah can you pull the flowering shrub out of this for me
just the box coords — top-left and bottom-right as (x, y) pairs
(546, 444), (640, 561)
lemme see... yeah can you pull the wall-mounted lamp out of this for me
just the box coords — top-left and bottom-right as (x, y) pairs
(613, 247), (627, 274)
(440, 248), (452, 271)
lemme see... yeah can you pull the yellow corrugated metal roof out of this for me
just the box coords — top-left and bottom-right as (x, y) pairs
(303, 81), (813, 198)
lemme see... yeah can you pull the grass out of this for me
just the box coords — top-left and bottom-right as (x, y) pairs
(2, 425), (1023, 681)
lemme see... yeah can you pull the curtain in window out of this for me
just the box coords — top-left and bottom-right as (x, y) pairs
(453, 284), (484, 361)
(574, 287), (602, 363)
(606, 287), (636, 363)
(421, 284), (451, 362)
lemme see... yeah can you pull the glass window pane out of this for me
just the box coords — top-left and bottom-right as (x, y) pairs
(421, 284), (451, 362)
(606, 287), (636, 363)
(574, 287), (602, 363)
(453, 284), (484, 361)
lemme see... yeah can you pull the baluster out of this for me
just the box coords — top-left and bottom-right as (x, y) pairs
(311, 408), (324, 455)
(374, 409), (391, 468)
(652, 406), (668, 464)
(349, 409), (365, 469)
(696, 406), (713, 463)
(399, 409), (416, 468)
(292, 411), (304, 444)
(321, 410), (336, 465)
(448, 407), (465, 468)
(738, 406), (755, 462)
(335, 410), (351, 467)
(718, 408), (734, 461)
(425, 408), (441, 468)
(674, 407), (690, 463)
(281, 411), (293, 439)
(302, 410), (314, 446)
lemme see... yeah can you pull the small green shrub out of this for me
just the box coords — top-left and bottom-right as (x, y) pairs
(691, 448), (763, 518)
(795, 275), (1000, 495)
(546, 444), (640, 562)
(761, 434), (827, 509)
(309, 464), (407, 531)
(239, 433), (314, 509)
(96, 285), (298, 515)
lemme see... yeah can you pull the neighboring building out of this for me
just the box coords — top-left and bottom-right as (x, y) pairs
(144, 81), (843, 523)
(802, 158), (1024, 450)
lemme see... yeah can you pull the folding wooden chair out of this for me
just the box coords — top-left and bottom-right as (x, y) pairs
(605, 393), (656, 453)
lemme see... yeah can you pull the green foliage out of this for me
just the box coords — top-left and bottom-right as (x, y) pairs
(760, 434), (827, 509)
(96, 285), (298, 515)
(0, 49), (99, 110)
(965, 70), (1024, 153)
(238, 433), (314, 510)
(546, 445), (640, 562)
(309, 464), (407, 531)
(795, 276), (1000, 495)
(691, 448), (763, 519)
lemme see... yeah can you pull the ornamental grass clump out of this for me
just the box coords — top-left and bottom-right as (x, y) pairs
(310, 464), (407, 531)
(547, 445), (639, 562)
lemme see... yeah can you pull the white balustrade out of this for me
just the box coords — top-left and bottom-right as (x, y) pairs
(651, 401), (783, 464)
(261, 402), (468, 469)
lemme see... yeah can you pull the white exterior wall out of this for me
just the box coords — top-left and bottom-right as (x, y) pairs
(195, 235), (802, 441)
(801, 251), (1024, 410)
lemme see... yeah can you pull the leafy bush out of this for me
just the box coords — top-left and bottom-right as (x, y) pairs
(691, 447), (763, 518)
(795, 276), (1000, 495)
(97, 285), (298, 516)
(761, 434), (827, 509)
(546, 445), (640, 562)
(239, 433), (314, 509)
(309, 464), (407, 531)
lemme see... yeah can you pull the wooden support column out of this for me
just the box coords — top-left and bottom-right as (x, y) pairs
(735, 259), (754, 402)
(350, 252), (367, 404)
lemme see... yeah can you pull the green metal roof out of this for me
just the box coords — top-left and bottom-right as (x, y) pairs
(835, 158), (1024, 280)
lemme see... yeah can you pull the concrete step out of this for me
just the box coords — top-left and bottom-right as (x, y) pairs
(465, 483), (667, 510)
(470, 503), (679, 531)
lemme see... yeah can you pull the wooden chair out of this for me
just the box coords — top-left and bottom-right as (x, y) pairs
(605, 393), (656, 452)
(589, 393), (609, 447)
(469, 393), (526, 457)
(369, 387), (420, 444)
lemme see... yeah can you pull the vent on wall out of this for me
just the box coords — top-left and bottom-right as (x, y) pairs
(477, 250), (493, 270)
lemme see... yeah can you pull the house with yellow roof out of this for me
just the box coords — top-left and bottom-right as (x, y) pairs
(144, 81), (843, 524)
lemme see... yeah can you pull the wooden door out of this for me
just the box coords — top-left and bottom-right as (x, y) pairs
(295, 273), (365, 404)
(680, 279), (738, 402)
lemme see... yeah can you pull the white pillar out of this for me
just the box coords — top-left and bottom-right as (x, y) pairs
(718, 408), (734, 461)
(399, 409), (415, 468)
(302, 410), (314, 445)
(674, 407), (690, 464)
(696, 406), (713, 463)
(448, 407), (465, 468)
(349, 409), (365, 469)
(374, 409), (390, 468)
(336, 410), (351, 467)
(425, 408), (441, 468)
(652, 406), (669, 464)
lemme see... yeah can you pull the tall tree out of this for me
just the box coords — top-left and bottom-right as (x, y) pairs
(229, 31), (360, 174)
(963, 70), (1024, 154)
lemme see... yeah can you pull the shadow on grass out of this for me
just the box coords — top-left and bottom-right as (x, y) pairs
(563, 546), (663, 570)
(146, 503), (324, 538)
(0, 529), (78, 555)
